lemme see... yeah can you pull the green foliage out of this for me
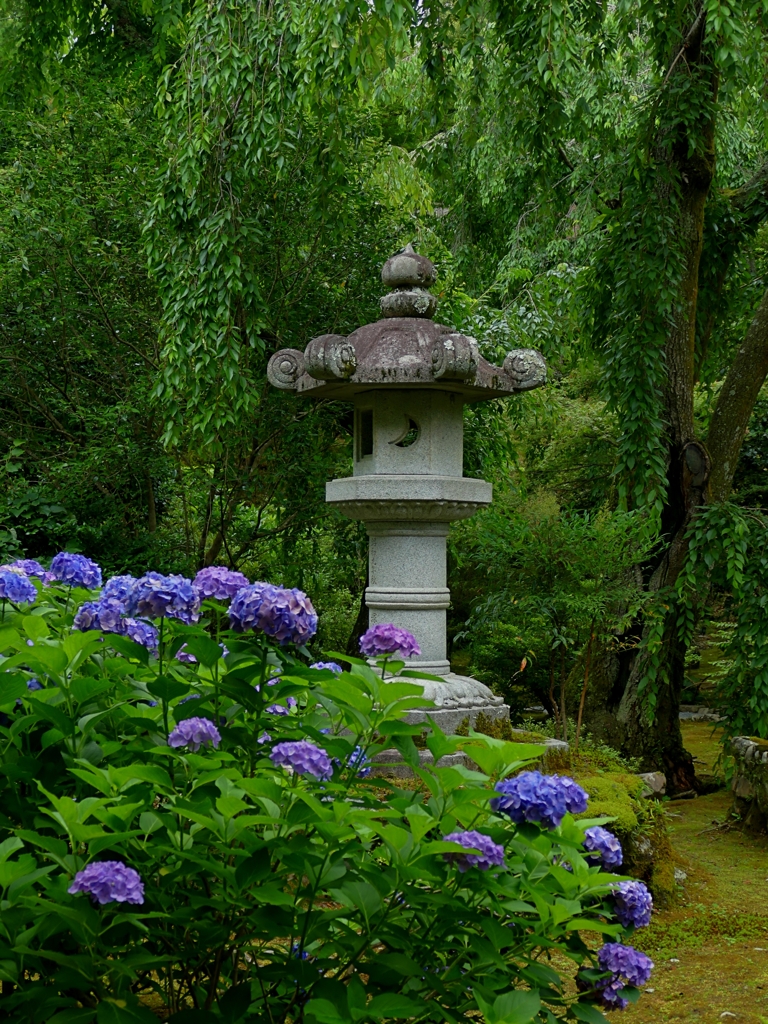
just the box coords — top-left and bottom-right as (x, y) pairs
(672, 502), (768, 738)
(453, 493), (652, 722)
(0, 572), (650, 1023)
(0, 52), (169, 569)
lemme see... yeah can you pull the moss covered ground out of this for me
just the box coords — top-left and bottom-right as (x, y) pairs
(623, 722), (768, 1023)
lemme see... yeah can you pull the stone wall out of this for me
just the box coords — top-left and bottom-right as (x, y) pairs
(730, 736), (768, 832)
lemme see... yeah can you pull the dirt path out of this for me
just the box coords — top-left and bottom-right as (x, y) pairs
(624, 724), (768, 1023)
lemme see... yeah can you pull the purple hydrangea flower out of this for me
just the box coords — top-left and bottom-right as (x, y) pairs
(594, 943), (654, 1009)
(443, 830), (506, 872)
(123, 618), (159, 653)
(583, 826), (623, 869)
(50, 553), (102, 589)
(266, 695), (298, 716)
(193, 565), (250, 600)
(491, 771), (589, 830)
(168, 716), (221, 751)
(613, 880), (653, 929)
(126, 573), (200, 624)
(258, 731), (272, 744)
(101, 575), (136, 604)
(229, 583), (317, 645)
(68, 861), (144, 905)
(311, 661), (343, 674)
(359, 624), (421, 658)
(0, 568), (38, 604)
(270, 740), (332, 780)
(9, 559), (48, 579)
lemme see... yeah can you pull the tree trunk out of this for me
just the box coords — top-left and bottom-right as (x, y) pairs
(585, 7), (718, 790)
(587, 285), (768, 787)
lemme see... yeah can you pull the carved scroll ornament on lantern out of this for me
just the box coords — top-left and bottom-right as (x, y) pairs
(431, 333), (479, 381)
(303, 334), (357, 380)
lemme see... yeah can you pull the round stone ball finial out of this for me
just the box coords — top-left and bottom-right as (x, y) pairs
(380, 243), (438, 320)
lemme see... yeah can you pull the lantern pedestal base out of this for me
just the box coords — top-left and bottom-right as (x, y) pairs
(390, 672), (509, 735)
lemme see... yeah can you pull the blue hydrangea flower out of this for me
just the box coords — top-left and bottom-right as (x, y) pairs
(348, 745), (371, 777)
(9, 559), (48, 579)
(443, 830), (506, 872)
(73, 601), (102, 631)
(331, 744), (372, 777)
(594, 943), (654, 1009)
(613, 880), (653, 929)
(311, 661), (343, 674)
(101, 575), (136, 604)
(50, 552), (102, 589)
(270, 740), (332, 780)
(123, 619), (159, 653)
(0, 568), (38, 604)
(93, 596), (127, 633)
(73, 597), (127, 634)
(68, 861), (144, 905)
(229, 583), (317, 645)
(126, 573), (200, 624)
(176, 644), (197, 664)
(168, 716), (221, 751)
(359, 624), (421, 658)
(583, 825), (623, 869)
(491, 771), (588, 829)
(193, 565), (249, 600)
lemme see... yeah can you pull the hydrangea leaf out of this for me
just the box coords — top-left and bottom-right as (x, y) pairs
(146, 677), (190, 702)
(367, 994), (427, 1019)
(0, 673), (27, 704)
(570, 1003), (610, 1024)
(181, 636), (224, 668)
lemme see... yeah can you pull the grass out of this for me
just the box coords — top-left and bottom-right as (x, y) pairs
(623, 722), (768, 1023)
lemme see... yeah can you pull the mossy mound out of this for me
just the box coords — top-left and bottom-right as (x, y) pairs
(573, 769), (675, 906)
(576, 773), (643, 833)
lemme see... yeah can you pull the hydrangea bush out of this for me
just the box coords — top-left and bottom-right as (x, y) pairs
(0, 555), (655, 1023)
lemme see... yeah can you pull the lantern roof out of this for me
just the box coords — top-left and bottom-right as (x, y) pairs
(267, 245), (546, 402)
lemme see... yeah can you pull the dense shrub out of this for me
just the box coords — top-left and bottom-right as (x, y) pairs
(0, 561), (655, 1022)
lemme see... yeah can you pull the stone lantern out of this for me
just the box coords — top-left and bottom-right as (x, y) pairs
(268, 246), (546, 730)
